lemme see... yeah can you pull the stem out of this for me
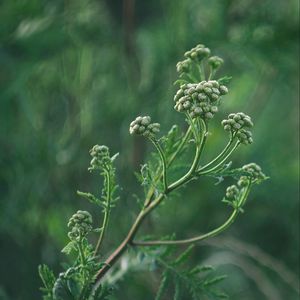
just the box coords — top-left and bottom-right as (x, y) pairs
(149, 138), (168, 192)
(168, 119), (207, 192)
(198, 141), (240, 175)
(199, 136), (235, 172)
(94, 193), (164, 285)
(144, 126), (192, 207)
(197, 61), (205, 81)
(132, 184), (251, 246)
(78, 239), (86, 265)
(94, 170), (111, 256)
(167, 126), (192, 167)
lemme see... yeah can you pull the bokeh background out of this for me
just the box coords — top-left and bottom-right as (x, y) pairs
(0, 0), (299, 299)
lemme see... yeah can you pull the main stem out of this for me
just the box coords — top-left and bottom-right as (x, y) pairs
(94, 170), (111, 256)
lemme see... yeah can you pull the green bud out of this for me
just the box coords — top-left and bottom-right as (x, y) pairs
(129, 116), (160, 137)
(208, 56), (224, 69)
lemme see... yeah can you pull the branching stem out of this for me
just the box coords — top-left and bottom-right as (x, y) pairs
(198, 141), (240, 175)
(93, 119), (209, 285)
(132, 183), (251, 246)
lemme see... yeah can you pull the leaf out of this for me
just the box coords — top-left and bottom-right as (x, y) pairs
(61, 241), (77, 255)
(77, 191), (102, 206)
(204, 275), (227, 287)
(110, 152), (119, 162)
(39, 264), (56, 292)
(53, 277), (74, 300)
(155, 270), (171, 300)
(218, 76), (232, 85)
(172, 245), (194, 266)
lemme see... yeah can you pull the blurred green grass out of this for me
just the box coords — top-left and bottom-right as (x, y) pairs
(0, 0), (299, 299)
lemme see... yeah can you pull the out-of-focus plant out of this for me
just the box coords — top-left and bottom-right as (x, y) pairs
(39, 44), (267, 299)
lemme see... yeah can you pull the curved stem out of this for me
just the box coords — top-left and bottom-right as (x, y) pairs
(198, 141), (240, 175)
(167, 126), (192, 167)
(150, 138), (168, 192)
(168, 119), (207, 192)
(94, 170), (111, 256)
(132, 184), (251, 247)
(144, 126), (192, 207)
(199, 137), (235, 172)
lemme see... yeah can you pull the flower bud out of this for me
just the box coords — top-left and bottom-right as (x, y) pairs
(129, 116), (160, 137)
(242, 163), (266, 181)
(67, 210), (93, 240)
(225, 185), (240, 200)
(208, 56), (224, 69)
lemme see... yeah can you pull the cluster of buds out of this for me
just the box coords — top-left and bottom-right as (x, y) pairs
(184, 44), (211, 61)
(242, 163), (266, 181)
(225, 185), (240, 200)
(67, 210), (93, 241)
(176, 44), (211, 74)
(89, 145), (110, 171)
(174, 80), (228, 120)
(176, 58), (191, 73)
(208, 56), (224, 70)
(129, 116), (160, 138)
(221, 112), (254, 144)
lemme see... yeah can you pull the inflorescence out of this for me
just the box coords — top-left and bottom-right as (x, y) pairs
(222, 112), (254, 144)
(89, 145), (111, 171)
(174, 80), (228, 120)
(129, 116), (160, 137)
(67, 210), (93, 241)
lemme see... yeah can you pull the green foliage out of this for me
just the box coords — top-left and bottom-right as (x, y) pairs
(140, 245), (227, 300)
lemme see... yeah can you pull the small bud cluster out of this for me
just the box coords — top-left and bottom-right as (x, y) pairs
(68, 210), (93, 240)
(226, 185), (240, 200)
(242, 163), (266, 181)
(174, 80), (228, 120)
(221, 112), (253, 144)
(176, 59), (192, 73)
(184, 44), (211, 61)
(89, 145), (110, 171)
(208, 56), (224, 70)
(129, 116), (160, 137)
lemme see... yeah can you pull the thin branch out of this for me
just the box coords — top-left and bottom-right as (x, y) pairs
(144, 126), (191, 207)
(94, 170), (111, 256)
(149, 138), (168, 192)
(199, 135), (235, 172)
(132, 184), (251, 247)
(198, 141), (240, 175)
(168, 119), (208, 192)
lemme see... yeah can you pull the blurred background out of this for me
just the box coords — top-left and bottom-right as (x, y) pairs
(0, 0), (299, 299)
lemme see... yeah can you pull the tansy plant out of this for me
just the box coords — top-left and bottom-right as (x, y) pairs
(39, 44), (267, 300)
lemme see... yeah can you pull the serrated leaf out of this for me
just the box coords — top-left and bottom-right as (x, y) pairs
(53, 277), (74, 300)
(155, 270), (170, 300)
(77, 191), (102, 206)
(173, 245), (194, 266)
(218, 76), (232, 85)
(204, 275), (227, 286)
(39, 264), (56, 291)
(61, 241), (77, 255)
